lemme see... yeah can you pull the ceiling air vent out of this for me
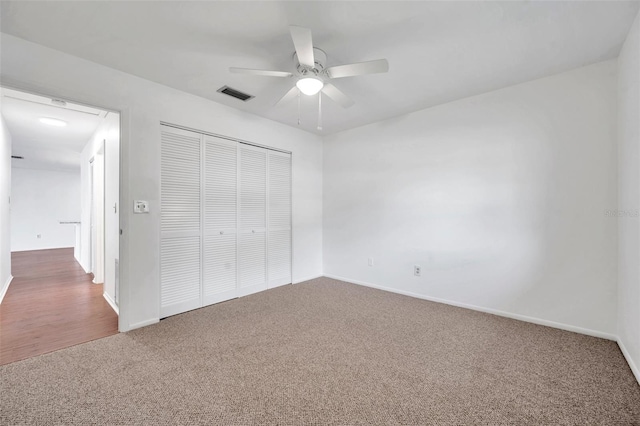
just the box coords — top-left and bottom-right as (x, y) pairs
(11, 155), (24, 159)
(217, 86), (254, 102)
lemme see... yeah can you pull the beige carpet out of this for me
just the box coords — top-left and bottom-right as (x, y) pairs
(1, 278), (639, 425)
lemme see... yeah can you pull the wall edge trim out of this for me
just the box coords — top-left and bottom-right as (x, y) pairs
(103, 292), (119, 315)
(128, 318), (159, 331)
(618, 337), (640, 385)
(0, 275), (13, 304)
(323, 274), (618, 341)
(293, 274), (323, 284)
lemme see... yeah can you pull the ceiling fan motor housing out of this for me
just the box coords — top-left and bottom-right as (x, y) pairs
(294, 47), (327, 76)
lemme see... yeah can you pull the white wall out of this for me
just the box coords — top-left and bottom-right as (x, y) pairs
(10, 167), (80, 252)
(0, 116), (11, 302)
(0, 33), (324, 331)
(617, 11), (640, 383)
(324, 60), (618, 337)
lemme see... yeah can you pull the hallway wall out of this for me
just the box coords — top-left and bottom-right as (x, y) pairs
(10, 167), (80, 252)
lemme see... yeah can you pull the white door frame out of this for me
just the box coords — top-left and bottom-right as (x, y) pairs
(0, 84), (127, 331)
(89, 157), (95, 277)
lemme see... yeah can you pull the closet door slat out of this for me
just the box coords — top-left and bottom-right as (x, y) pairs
(203, 136), (238, 306)
(238, 231), (267, 295)
(160, 236), (201, 317)
(240, 146), (267, 231)
(160, 126), (202, 317)
(203, 233), (237, 305)
(238, 145), (267, 295)
(204, 136), (237, 232)
(268, 151), (292, 288)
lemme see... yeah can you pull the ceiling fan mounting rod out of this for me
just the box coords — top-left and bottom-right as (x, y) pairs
(297, 67), (317, 77)
(294, 47), (327, 76)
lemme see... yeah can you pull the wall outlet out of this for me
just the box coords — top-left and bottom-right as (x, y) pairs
(414, 265), (421, 276)
(133, 200), (149, 213)
(37, 234), (41, 239)
(368, 257), (374, 267)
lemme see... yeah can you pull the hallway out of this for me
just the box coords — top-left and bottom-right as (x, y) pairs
(0, 248), (118, 365)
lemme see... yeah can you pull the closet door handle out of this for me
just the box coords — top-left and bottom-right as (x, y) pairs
(252, 230), (255, 233)
(219, 231), (224, 235)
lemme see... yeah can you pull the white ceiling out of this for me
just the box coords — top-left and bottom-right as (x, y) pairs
(1, 1), (637, 135)
(1, 88), (108, 171)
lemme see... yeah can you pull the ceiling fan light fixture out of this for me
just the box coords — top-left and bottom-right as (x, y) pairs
(296, 77), (323, 96)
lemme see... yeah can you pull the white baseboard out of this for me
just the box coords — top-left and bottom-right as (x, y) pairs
(11, 246), (74, 252)
(324, 274), (618, 341)
(618, 337), (640, 385)
(293, 274), (323, 284)
(0, 275), (13, 304)
(128, 318), (159, 331)
(103, 292), (119, 315)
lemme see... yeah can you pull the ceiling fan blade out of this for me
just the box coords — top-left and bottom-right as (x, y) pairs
(325, 59), (389, 79)
(275, 86), (300, 106)
(229, 67), (293, 78)
(321, 83), (354, 108)
(289, 26), (315, 68)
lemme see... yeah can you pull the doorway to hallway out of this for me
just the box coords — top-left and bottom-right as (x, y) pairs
(0, 87), (121, 364)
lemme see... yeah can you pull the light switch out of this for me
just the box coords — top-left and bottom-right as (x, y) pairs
(134, 200), (149, 213)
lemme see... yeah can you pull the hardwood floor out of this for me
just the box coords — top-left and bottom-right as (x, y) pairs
(0, 248), (118, 365)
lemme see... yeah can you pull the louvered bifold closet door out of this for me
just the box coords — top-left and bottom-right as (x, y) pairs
(160, 126), (202, 318)
(203, 135), (238, 306)
(268, 151), (292, 288)
(238, 144), (267, 297)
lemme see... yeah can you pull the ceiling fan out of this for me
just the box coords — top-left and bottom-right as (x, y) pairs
(229, 26), (389, 110)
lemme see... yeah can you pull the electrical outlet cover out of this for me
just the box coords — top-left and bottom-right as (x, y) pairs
(134, 200), (149, 213)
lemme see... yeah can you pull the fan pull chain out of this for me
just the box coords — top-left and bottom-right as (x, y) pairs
(317, 92), (323, 131)
(297, 92), (301, 126)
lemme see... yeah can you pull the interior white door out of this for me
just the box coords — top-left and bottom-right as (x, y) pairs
(267, 151), (292, 288)
(160, 126), (202, 318)
(202, 135), (238, 306)
(238, 144), (267, 296)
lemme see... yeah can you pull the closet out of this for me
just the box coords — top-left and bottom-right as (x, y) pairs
(160, 125), (291, 318)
